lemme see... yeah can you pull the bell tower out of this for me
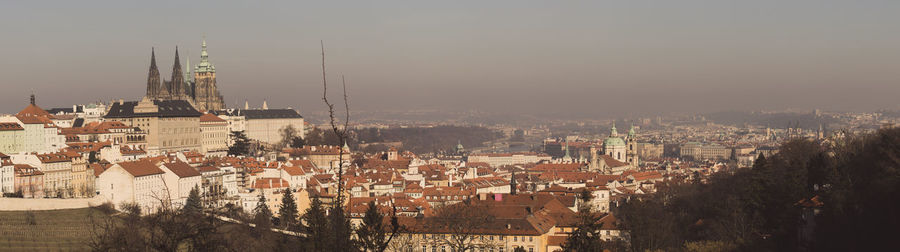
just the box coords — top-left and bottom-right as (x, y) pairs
(193, 37), (225, 111)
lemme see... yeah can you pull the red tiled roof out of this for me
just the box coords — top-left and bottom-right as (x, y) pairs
(36, 152), (73, 163)
(14, 164), (44, 176)
(163, 161), (201, 178)
(117, 160), (165, 177)
(0, 122), (23, 131)
(17, 104), (53, 118)
(253, 178), (290, 189)
(199, 113), (226, 123)
(599, 154), (628, 167)
(197, 166), (220, 173)
(91, 163), (112, 177)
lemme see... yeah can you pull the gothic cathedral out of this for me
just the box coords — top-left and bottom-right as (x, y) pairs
(145, 39), (225, 111)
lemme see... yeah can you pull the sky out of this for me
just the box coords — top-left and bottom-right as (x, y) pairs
(1, 0), (899, 118)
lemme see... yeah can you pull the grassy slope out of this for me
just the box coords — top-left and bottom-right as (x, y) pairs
(0, 208), (100, 251)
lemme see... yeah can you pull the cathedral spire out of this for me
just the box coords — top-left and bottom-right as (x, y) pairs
(146, 47), (161, 99)
(170, 46), (185, 98)
(200, 36), (209, 63)
(196, 36), (215, 73)
(184, 53), (191, 82)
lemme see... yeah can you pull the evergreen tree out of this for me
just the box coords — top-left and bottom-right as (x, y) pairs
(301, 197), (331, 251)
(228, 131), (251, 156)
(253, 193), (273, 233)
(562, 210), (628, 251)
(88, 151), (100, 164)
(357, 201), (386, 252)
(278, 188), (299, 229)
(328, 205), (356, 251)
(290, 136), (306, 148)
(183, 186), (203, 215)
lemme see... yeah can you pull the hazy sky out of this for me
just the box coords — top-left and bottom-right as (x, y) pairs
(1, 1), (899, 118)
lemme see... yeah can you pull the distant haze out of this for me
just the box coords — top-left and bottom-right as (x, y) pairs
(1, 1), (899, 118)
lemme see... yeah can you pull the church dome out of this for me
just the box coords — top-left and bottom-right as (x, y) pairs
(604, 136), (625, 147)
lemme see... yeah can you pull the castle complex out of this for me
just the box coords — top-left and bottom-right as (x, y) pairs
(145, 39), (225, 111)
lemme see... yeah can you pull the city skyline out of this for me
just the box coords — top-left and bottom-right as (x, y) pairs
(2, 1), (899, 117)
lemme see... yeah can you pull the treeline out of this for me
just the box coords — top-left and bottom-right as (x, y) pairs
(354, 126), (502, 154)
(703, 111), (837, 129)
(278, 125), (503, 154)
(89, 188), (402, 252)
(615, 128), (900, 251)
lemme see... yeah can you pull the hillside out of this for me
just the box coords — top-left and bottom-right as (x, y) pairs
(0, 208), (100, 251)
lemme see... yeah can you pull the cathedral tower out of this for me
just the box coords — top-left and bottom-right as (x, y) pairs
(193, 38), (226, 111)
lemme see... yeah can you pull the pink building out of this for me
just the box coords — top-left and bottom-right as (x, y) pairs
(14, 164), (44, 198)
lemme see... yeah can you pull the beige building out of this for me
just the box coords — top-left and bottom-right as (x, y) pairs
(636, 142), (663, 160)
(467, 153), (552, 167)
(283, 145), (344, 170)
(68, 149), (94, 197)
(211, 108), (304, 144)
(199, 113), (228, 156)
(104, 98), (202, 155)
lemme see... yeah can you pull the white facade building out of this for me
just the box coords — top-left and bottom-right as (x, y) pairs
(96, 160), (168, 212)
(159, 161), (202, 207)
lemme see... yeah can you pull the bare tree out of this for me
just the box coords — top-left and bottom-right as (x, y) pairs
(320, 40), (355, 251)
(430, 201), (501, 252)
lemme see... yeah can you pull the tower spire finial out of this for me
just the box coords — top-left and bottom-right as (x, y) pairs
(30, 92), (35, 105)
(174, 46), (181, 66)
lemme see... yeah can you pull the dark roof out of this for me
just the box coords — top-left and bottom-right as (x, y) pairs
(47, 108), (75, 114)
(212, 108), (302, 119)
(105, 100), (202, 118)
(72, 118), (85, 128)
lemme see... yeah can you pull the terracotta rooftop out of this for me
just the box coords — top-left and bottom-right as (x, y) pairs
(163, 161), (201, 178)
(199, 113), (226, 123)
(117, 160), (165, 177)
(0, 122), (23, 131)
(253, 178), (290, 189)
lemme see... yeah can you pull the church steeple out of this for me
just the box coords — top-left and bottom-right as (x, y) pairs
(610, 123), (618, 137)
(146, 47), (161, 99)
(170, 46), (185, 98)
(628, 123), (636, 140)
(184, 54), (191, 83)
